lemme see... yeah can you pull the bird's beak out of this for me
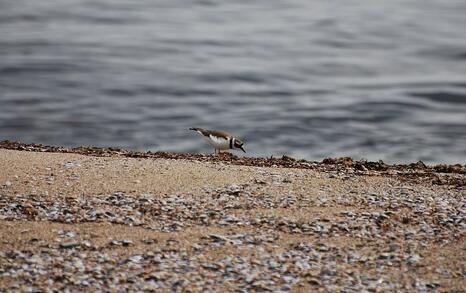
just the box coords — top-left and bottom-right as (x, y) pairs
(240, 146), (246, 153)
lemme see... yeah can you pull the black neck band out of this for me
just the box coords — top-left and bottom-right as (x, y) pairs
(229, 138), (233, 149)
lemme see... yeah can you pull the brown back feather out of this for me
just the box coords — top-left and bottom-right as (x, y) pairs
(204, 129), (231, 139)
(190, 128), (231, 140)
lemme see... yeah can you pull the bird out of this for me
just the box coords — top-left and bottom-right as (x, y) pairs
(189, 127), (246, 154)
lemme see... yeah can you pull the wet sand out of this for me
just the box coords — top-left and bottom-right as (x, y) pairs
(0, 143), (464, 292)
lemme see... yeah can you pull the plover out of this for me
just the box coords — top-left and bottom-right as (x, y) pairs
(189, 127), (246, 154)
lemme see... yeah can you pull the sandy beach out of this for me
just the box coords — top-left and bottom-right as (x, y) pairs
(0, 143), (464, 292)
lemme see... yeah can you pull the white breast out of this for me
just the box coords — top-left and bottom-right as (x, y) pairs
(204, 135), (230, 150)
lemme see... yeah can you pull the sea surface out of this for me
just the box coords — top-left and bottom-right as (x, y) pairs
(1, 0), (466, 164)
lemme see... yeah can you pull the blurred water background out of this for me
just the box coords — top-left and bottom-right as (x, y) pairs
(1, 0), (466, 164)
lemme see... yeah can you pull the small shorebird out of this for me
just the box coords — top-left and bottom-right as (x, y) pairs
(189, 127), (246, 154)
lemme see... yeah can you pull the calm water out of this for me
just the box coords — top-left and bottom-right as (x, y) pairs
(1, 0), (466, 164)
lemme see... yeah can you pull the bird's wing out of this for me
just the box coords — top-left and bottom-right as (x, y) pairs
(206, 129), (231, 139)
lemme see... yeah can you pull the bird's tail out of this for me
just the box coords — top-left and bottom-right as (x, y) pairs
(189, 127), (205, 135)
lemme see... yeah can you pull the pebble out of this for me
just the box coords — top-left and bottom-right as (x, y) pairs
(64, 162), (80, 169)
(59, 241), (81, 249)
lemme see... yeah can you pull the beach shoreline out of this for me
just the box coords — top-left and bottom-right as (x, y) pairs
(0, 143), (464, 291)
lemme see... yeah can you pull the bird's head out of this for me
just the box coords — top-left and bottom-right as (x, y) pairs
(233, 138), (246, 153)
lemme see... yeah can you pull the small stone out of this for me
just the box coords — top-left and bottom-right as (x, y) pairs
(307, 278), (321, 286)
(142, 238), (157, 244)
(407, 254), (421, 264)
(128, 255), (143, 263)
(122, 240), (133, 246)
(208, 234), (228, 242)
(59, 241), (81, 249)
(64, 162), (80, 169)
(109, 240), (121, 246)
(29, 237), (40, 243)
